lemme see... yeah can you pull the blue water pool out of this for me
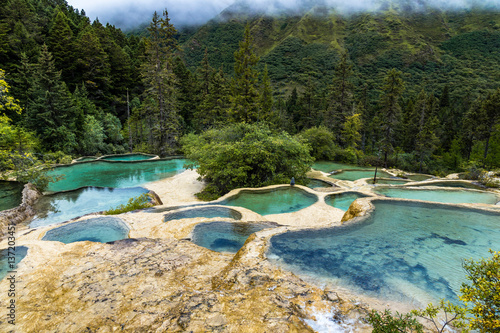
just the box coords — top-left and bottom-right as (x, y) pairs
(325, 192), (369, 211)
(374, 187), (499, 205)
(306, 179), (333, 189)
(0, 181), (24, 211)
(220, 187), (318, 215)
(312, 161), (373, 173)
(268, 200), (500, 305)
(329, 170), (392, 181)
(29, 187), (150, 228)
(191, 221), (277, 253)
(42, 217), (130, 244)
(164, 207), (242, 222)
(0, 246), (28, 281)
(46, 158), (187, 192)
(100, 153), (156, 161)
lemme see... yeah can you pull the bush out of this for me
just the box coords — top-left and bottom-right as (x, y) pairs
(182, 123), (313, 200)
(298, 126), (337, 161)
(104, 194), (153, 215)
(460, 250), (500, 332)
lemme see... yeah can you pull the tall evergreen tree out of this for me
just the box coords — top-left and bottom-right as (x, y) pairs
(47, 10), (76, 85)
(230, 24), (260, 123)
(378, 68), (405, 167)
(414, 91), (440, 172)
(142, 10), (180, 156)
(259, 64), (273, 122)
(327, 51), (354, 145)
(25, 44), (76, 153)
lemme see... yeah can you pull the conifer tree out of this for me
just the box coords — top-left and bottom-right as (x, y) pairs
(230, 24), (260, 123)
(47, 10), (75, 85)
(378, 68), (404, 167)
(414, 92), (440, 172)
(142, 10), (180, 156)
(477, 89), (500, 165)
(25, 44), (76, 153)
(259, 64), (273, 122)
(327, 51), (354, 145)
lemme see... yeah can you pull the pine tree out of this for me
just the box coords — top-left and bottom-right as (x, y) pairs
(142, 10), (180, 156)
(414, 92), (440, 173)
(25, 44), (77, 153)
(478, 88), (500, 165)
(47, 10), (76, 85)
(327, 51), (354, 145)
(259, 64), (273, 122)
(230, 24), (260, 123)
(378, 68), (405, 167)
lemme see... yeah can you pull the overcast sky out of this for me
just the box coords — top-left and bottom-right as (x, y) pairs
(66, 0), (500, 30)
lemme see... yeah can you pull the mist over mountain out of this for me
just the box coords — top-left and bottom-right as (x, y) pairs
(68, 0), (500, 31)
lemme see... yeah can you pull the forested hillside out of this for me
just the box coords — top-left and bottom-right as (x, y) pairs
(1, 0), (500, 187)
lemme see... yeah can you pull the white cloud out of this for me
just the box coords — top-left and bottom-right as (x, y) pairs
(66, 0), (500, 30)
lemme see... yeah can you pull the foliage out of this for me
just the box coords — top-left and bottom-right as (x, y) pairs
(298, 126), (337, 161)
(104, 193), (153, 215)
(460, 250), (500, 332)
(182, 123), (313, 200)
(367, 309), (424, 333)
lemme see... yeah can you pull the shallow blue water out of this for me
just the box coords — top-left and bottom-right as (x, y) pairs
(375, 187), (499, 205)
(268, 200), (500, 305)
(0, 181), (24, 211)
(325, 192), (368, 211)
(306, 179), (333, 189)
(312, 161), (373, 173)
(164, 207), (242, 222)
(0, 246), (28, 281)
(220, 187), (318, 215)
(46, 158), (187, 192)
(100, 154), (155, 161)
(29, 187), (149, 228)
(42, 217), (129, 244)
(329, 170), (392, 181)
(192, 221), (276, 253)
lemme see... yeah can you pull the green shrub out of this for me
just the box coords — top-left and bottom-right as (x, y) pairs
(298, 126), (337, 161)
(104, 194), (153, 215)
(182, 123), (313, 200)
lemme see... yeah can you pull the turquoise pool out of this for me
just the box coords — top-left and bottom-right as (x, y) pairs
(369, 178), (409, 185)
(100, 153), (156, 161)
(46, 158), (187, 192)
(0, 181), (24, 211)
(191, 221), (277, 253)
(406, 174), (433, 181)
(312, 161), (373, 173)
(29, 187), (150, 228)
(42, 217), (130, 244)
(325, 192), (368, 211)
(220, 187), (318, 215)
(164, 207), (242, 222)
(329, 170), (392, 181)
(374, 187), (499, 205)
(0, 246), (28, 281)
(306, 179), (333, 189)
(268, 200), (500, 305)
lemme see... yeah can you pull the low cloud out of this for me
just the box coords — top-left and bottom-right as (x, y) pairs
(67, 0), (500, 30)
(67, 0), (233, 30)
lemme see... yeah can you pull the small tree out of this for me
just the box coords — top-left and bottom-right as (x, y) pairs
(182, 123), (313, 200)
(460, 250), (500, 332)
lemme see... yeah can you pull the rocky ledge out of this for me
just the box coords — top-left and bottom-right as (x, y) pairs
(0, 183), (41, 239)
(0, 237), (371, 332)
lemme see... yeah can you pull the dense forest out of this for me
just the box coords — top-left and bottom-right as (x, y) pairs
(1, 0), (500, 187)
